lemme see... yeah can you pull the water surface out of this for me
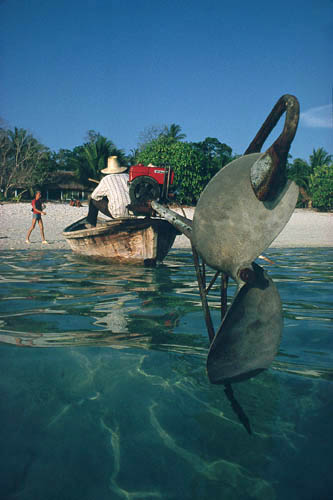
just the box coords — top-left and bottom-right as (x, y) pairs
(0, 248), (332, 499)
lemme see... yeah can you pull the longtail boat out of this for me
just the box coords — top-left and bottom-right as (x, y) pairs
(62, 216), (179, 265)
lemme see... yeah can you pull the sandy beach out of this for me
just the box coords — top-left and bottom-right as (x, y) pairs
(0, 202), (332, 250)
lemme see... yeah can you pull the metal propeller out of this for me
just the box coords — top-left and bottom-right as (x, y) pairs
(191, 152), (298, 281)
(206, 262), (283, 384)
(152, 94), (300, 385)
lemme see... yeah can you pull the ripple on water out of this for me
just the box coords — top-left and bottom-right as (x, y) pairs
(0, 248), (332, 499)
(0, 248), (332, 377)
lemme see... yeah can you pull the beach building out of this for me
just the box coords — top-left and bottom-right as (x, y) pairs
(44, 171), (92, 201)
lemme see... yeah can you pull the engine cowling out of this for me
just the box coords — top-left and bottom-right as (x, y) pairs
(129, 175), (160, 205)
(128, 164), (174, 214)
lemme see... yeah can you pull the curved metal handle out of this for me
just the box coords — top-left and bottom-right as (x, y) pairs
(245, 94), (300, 201)
(245, 94), (299, 155)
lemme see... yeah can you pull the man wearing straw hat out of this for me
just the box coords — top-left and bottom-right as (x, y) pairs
(85, 156), (131, 228)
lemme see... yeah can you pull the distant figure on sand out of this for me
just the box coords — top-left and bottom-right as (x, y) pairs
(85, 156), (130, 228)
(69, 199), (82, 207)
(26, 191), (48, 244)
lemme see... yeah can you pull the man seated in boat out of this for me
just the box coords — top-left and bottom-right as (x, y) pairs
(85, 156), (131, 228)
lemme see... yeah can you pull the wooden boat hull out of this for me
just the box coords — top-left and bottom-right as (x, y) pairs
(63, 217), (179, 265)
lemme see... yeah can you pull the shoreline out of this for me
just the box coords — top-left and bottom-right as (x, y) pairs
(0, 202), (332, 250)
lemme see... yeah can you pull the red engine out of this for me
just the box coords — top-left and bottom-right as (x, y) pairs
(129, 164), (174, 185)
(128, 164), (174, 211)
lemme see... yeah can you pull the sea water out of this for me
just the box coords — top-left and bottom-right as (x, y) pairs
(0, 248), (332, 500)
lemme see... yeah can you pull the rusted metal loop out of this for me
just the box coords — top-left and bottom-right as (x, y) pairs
(244, 94), (300, 156)
(245, 95), (300, 201)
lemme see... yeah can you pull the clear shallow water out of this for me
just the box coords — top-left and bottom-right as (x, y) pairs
(0, 248), (332, 500)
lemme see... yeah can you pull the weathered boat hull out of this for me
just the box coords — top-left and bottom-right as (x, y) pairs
(63, 217), (179, 265)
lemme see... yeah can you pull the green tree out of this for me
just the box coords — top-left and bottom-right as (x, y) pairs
(309, 164), (333, 211)
(137, 124), (186, 151)
(136, 137), (216, 205)
(128, 148), (139, 165)
(83, 135), (113, 179)
(74, 131), (127, 184)
(29, 152), (54, 194)
(137, 125), (166, 151)
(287, 158), (312, 207)
(193, 137), (233, 170)
(309, 147), (332, 169)
(287, 148), (332, 209)
(0, 127), (11, 193)
(84, 129), (101, 143)
(52, 149), (78, 171)
(160, 123), (186, 142)
(0, 126), (49, 199)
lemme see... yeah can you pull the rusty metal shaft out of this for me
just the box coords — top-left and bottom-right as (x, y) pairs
(151, 201), (193, 241)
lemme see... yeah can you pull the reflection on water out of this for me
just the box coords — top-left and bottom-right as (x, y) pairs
(0, 249), (226, 355)
(0, 248), (332, 499)
(0, 248), (331, 378)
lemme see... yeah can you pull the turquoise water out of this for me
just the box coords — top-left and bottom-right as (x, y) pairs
(0, 248), (332, 500)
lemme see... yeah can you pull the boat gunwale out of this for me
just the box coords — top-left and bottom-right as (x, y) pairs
(62, 216), (176, 240)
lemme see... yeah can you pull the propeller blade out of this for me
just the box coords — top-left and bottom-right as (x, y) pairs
(192, 153), (298, 279)
(207, 262), (283, 384)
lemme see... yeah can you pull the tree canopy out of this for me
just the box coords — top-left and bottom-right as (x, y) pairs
(135, 124), (235, 204)
(192, 137), (233, 170)
(0, 122), (331, 211)
(136, 136), (223, 204)
(287, 148), (332, 211)
(160, 123), (186, 142)
(0, 126), (50, 199)
(76, 133), (127, 184)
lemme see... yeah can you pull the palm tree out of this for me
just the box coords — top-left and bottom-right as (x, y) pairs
(128, 148), (139, 165)
(287, 149), (332, 208)
(287, 158), (312, 206)
(83, 135), (113, 179)
(76, 133), (127, 183)
(161, 124), (186, 142)
(309, 148), (332, 170)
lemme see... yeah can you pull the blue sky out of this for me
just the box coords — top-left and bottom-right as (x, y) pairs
(1, 0), (332, 161)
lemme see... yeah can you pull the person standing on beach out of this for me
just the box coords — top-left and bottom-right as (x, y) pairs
(85, 156), (130, 228)
(26, 191), (48, 244)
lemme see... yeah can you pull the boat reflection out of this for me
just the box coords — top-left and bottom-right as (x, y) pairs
(0, 258), (207, 356)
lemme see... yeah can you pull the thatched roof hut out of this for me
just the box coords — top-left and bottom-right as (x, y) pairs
(45, 171), (93, 200)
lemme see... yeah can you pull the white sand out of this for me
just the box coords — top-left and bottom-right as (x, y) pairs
(0, 202), (332, 251)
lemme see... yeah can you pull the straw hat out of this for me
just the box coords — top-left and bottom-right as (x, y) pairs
(101, 156), (127, 174)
